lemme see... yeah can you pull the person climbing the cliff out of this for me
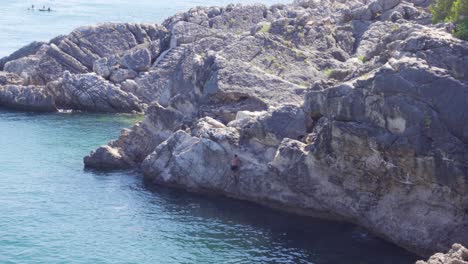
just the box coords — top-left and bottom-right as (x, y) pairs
(231, 154), (241, 177)
(230, 154), (242, 185)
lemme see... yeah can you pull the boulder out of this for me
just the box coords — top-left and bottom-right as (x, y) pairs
(84, 103), (185, 168)
(121, 47), (152, 72)
(83, 145), (134, 170)
(416, 244), (468, 264)
(109, 68), (138, 83)
(0, 85), (56, 111)
(51, 72), (144, 113)
(0, 41), (45, 70)
(4, 56), (43, 85)
(92, 56), (119, 79)
(0, 72), (24, 85)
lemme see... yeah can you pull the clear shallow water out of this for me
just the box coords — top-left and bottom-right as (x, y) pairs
(0, 0), (419, 263)
(0, 109), (419, 263)
(0, 0), (292, 57)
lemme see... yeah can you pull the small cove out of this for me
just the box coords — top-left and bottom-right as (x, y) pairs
(0, 0), (420, 262)
(0, 110), (418, 263)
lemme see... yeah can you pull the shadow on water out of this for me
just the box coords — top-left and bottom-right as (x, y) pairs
(135, 177), (419, 264)
(0, 108), (419, 263)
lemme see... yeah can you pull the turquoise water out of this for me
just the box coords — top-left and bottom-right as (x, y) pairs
(0, 0), (293, 57)
(0, 0), (419, 263)
(0, 110), (419, 263)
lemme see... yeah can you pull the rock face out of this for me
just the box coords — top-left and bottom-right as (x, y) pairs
(417, 244), (468, 264)
(0, 23), (169, 112)
(50, 72), (145, 112)
(84, 0), (467, 257)
(0, 85), (56, 111)
(2, 0), (467, 258)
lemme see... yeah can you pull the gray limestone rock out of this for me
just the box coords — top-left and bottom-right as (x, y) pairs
(109, 68), (138, 83)
(0, 0), (466, 258)
(416, 244), (468, 264)
(121, 47), (152, 72)
(0, 41), (46, 70)
(0, 72), (24, 85)
(83, 144), (135, 170)
(51, 72), (144, 113)
(85, 0), (468, 257)
(84, 103), (185, 168)
(0, 85), (56, 111)
(0, 23), (169, 111)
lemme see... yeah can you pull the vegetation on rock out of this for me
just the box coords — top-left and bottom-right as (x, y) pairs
(431, 0), (468, 40)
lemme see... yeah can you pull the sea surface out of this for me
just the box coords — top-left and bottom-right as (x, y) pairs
(0, 1), (419, 263)
(0, 0), (293, 57)
(0, 111), (419, 263)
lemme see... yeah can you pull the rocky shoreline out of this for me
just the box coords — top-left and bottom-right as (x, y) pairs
(0, 0), (466, 259)
(417, 244), (468, 264)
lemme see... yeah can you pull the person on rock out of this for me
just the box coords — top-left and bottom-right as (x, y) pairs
(231, 154), (241, 177)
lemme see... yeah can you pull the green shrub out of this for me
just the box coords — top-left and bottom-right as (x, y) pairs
(259, 22), (271, 33)
(391, 24), (400, 32)
(324, 68), (333, 77)
(431, 0), (456, 23)
(449, 0), (468, 21)
(293, 49), (306, 60)
(358, 55), (366, 62)
(267, 56), (276, 62)
(454, 19), (468, 40)
(431, 0), (468, 40)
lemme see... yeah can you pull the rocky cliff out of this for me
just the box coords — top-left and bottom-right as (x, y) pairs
(1, 0), (466, 258)
(417, 244), (468, 264)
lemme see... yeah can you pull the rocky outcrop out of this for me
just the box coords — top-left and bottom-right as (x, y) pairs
(0, 41), (45, 70)
(0, 72), (24, 86)
(0, 85), (56, 111)
(83, 0), (467, 257)
(0, 23), (169, 112)
(48, 72), (145, 112)
(1, 0), (467, 258)
(84, 102), (186, 168)
(417, 244), (468, 264)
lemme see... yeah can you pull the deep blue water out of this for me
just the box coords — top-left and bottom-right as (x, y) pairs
(0, 0), (419, 263)
(0, 110), (419, 263)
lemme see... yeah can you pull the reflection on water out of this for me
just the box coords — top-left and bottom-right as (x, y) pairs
(0, 109), (418, 263)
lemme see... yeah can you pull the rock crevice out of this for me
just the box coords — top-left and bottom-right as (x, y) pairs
(0, 0), (466, 259)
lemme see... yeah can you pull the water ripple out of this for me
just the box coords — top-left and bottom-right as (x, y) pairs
(0, 109), (418, 263)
